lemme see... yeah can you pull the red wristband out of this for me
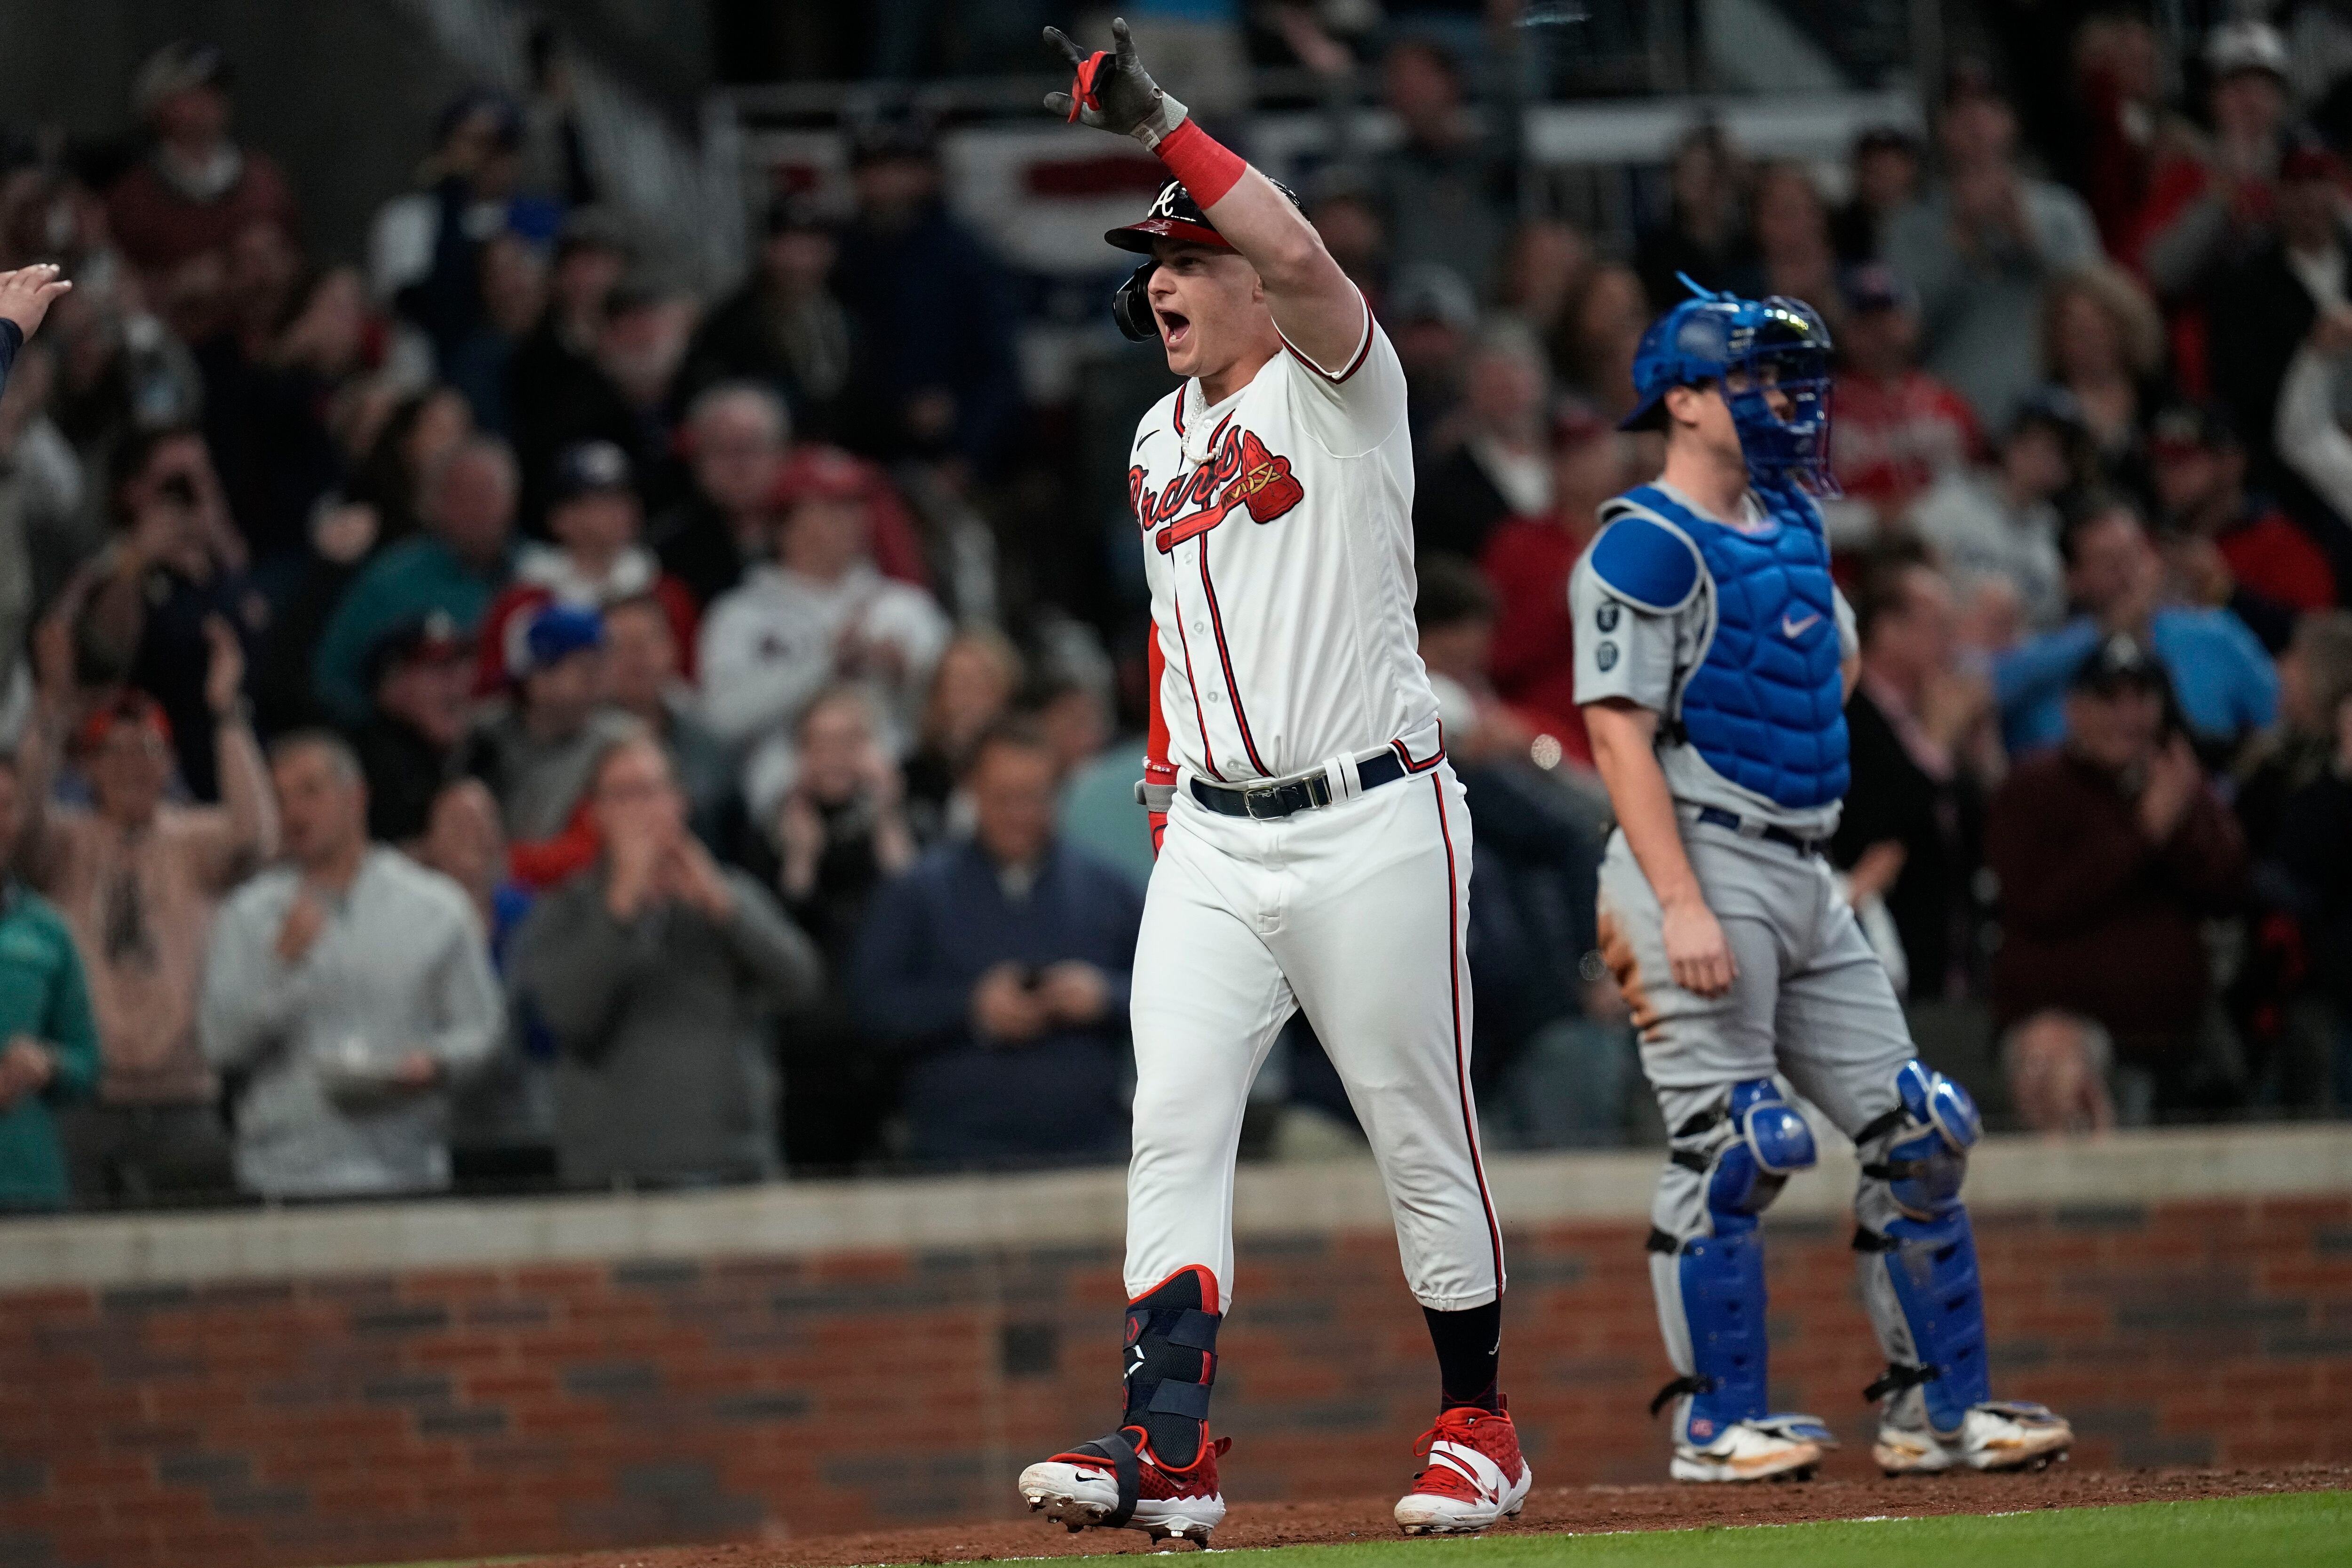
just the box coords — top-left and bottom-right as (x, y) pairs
(1154, 119), (1246, 210)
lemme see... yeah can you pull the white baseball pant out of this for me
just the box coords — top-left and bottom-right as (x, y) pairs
(1124, 760), (1504, 1312)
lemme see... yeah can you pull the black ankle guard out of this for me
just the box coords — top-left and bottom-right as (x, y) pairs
(1122, 1267), (1221, 1469)
(1070, 1428), (1141, 1525)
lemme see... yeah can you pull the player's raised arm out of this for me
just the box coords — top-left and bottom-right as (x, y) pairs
(1045, 19), (1361, 369)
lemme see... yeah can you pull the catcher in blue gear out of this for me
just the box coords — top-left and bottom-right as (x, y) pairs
(1570, 278), (2073, 1481)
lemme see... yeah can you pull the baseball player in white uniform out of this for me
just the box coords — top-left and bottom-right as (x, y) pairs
(1573, 279), (2074, 1483)
(1014, 20), (1530, 1544)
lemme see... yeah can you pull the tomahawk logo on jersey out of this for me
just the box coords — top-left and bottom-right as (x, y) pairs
(1130, 426), (1305, 554)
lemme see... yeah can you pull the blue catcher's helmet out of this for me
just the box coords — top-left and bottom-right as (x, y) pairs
(1621, 274), (1839, 495)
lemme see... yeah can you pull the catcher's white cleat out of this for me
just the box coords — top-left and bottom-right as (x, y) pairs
(1874, 1400), (2073, 1475)
(1670, 1414), (1836, 1483)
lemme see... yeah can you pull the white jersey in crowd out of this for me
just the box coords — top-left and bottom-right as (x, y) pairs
(1135, 297), (1444, 781)
(696, 559), (950, 750)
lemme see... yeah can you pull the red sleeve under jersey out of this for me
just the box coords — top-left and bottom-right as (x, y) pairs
(1145, 627), (1175, 787)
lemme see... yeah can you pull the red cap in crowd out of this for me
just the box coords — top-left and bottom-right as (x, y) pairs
(73, 690), (173, 758)
(771, 445), (874, 512)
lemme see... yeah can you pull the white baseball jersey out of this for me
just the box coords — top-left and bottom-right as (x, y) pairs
(1121, 296), (1502, 1317)
(1133, 299), (1445, 782)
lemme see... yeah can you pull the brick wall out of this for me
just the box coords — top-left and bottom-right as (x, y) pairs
(3, 1196), (2348, 1568)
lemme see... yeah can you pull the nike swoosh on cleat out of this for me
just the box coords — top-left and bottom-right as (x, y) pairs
(1781, 612), (1822, 638)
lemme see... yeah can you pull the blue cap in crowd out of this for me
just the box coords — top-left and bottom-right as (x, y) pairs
(507, 601), (604, 682)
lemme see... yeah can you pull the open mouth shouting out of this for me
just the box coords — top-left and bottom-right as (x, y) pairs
(1157, 307), (1192, 349)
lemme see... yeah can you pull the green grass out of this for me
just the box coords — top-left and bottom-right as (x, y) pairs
(1191, 1493), (2351, 1568)
(348, 1492), (2352, 1568)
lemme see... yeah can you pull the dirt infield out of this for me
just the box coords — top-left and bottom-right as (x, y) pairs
(528, 1465), (2352, 1568)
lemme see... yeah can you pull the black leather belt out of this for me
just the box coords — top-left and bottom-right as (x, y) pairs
(1695, 805), (1824, 857)
(1190, 747), (1410, 820)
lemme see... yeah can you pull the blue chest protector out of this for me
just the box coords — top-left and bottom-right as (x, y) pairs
(1588, 483), (1850, 809)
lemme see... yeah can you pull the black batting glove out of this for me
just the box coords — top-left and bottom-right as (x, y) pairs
(1044, 17), (1190, 148)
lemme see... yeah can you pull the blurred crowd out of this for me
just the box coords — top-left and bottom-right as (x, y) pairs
(0, 14), (2349, 1211)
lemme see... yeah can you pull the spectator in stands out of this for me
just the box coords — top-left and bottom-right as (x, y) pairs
(700, 446), (950, 775)
(2148, 401), (2336, 654)
(1481, 406), (1624, 769)
(2270, 308), (2352, 587)
(768, 686), (917, 1170)
(103, 43), (298, 280)
(507, 208), (630, 493)
(1388, 263), (1478, 447)
(2135, 23), (2291, 301)
(1829, 263), (1984, 526)
(653, 382), (787, 611)
(1496, 220), (1592, 381)
(0, 336), (83, 645)
(21, 618), (271, 1205)
(1308, 182), (1389, 304)
(1414, 556), (1543, 768)
(602, 593), (731, 847)
(2042, 264), (2165, 501)
(199, 732), (502, 1199)
(47, 276), (205, 525)
(899, 629), (1022, 844)
(375, 89), (534, 374)
(834, 122), (1020, 480)
(250, 388), (475, 736)
(1557, 264), (1649, 424)
(1031, 676), (1113, 786)
(0, 755), (99, 1211)
(1733, 161), (1838, 315)
(675, 197), (851, 440)
(1830, 127), (1922, 263)
(2259, 661), (2352, 1108)
(345, 385), (475, 552)
(2207, 140), (2352, 486)
(74, 435), (257, 802)
(1415, 319), (1551, 563)
(463, 602), (638, 884)
(352, 613), (474, 845)
(2069, 12), (2181, 258)
(1987, 637), (2248, 1124)
(1995, 497), (2277, 756)
(510, 733), (818, 1188)
(2237, 611), (2352, 856)
(1832, 557), (1998, 1003)
(1415, 560), (1622, 1144)
(1884, 73), (2102, 432)
(1635, 124), (1748, 306)
(441, 233), (549, 438)
(850, 720), (1141, 1167)
(1908, 388), (2086, 633)
(214, 265), (372, 575)
(0, 343), (59, 682)
(1367, 37), (1520, 299)
(475, 441), (696, 689)
(512, 279), (694, 526)
(313, 436), (518, 725)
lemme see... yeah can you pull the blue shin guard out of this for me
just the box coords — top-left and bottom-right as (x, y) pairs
(1856, 1061), (1990, 1433)
(1652, 1080), (1819, 1446)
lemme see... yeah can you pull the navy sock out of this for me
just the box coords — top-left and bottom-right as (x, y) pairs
(1423, 1299), (1502, 1412)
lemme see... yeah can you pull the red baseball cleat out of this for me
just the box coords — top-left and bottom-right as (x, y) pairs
(1018, 1424), (1230, 1545)
(1393, 1401), (1533, 1535)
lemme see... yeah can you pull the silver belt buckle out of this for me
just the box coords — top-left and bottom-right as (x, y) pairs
(1244, 784), (1283, 820)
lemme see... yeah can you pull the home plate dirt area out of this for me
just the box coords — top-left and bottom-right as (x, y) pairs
(523, 1465), (2351, 1568)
